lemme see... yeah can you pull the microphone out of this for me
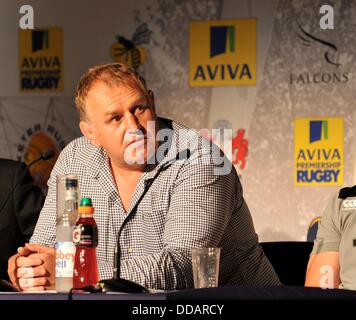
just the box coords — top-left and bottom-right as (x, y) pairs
(27, 149), (55, 166)
(0, 150), (55, 216)
(40, 149), (55, 161)
(98, 149), (191, 293)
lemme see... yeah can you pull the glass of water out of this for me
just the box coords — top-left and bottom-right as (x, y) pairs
(191, 247), (221, 288)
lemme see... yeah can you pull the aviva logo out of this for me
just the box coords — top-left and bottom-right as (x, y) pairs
(294, 117), (343, 186)
(309, 120), (328, 143)
(189, 19), (256, 87)
(19, 27), (63, 92)
(210, 26), (235, 57)
(32, 30), (49, 52)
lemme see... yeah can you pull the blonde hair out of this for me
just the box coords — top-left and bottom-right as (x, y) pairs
(75, 63), (149, 121)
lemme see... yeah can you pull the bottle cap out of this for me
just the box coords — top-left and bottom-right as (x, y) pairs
(80, 197), (92, 206)
(79, 197), (94, 215)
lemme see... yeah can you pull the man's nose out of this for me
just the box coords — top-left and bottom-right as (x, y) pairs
(125, 112), (141, 131)
(124, 112), (145, 137)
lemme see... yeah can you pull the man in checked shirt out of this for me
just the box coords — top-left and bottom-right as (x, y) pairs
(7, 63), (280, 291)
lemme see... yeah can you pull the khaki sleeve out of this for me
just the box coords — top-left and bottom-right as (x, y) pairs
(311, 191), (342, 255)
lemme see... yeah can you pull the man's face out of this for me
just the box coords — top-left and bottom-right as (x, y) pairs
(80, 81), (158, 168)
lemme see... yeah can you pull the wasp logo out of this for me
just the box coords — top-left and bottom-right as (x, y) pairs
(110, 23), (152, 70)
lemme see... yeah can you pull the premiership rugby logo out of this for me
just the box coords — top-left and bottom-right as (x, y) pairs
(19, 27), (64, 92)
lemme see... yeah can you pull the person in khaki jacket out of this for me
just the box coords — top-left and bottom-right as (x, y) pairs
(305, 186), (356, 290)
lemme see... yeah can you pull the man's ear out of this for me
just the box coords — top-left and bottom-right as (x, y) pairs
(148, 90), (155, 113)
(79, 121), (101, 147)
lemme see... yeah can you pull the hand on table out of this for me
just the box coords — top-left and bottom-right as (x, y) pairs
(8, 243), (55, 291)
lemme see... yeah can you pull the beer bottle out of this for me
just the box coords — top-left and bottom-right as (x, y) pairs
(55, 175), (78, 292)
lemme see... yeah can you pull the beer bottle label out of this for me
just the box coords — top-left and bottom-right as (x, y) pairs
(55, 241), (75, 277)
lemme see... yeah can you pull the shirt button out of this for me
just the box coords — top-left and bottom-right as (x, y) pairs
(128, 248), (133, 253)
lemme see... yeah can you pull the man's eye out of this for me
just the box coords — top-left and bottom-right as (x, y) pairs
(111, 116), (121, 122)
(135, 105), (146, 114)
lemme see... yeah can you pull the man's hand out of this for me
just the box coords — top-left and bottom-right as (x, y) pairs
(8, 243), (56, 291)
